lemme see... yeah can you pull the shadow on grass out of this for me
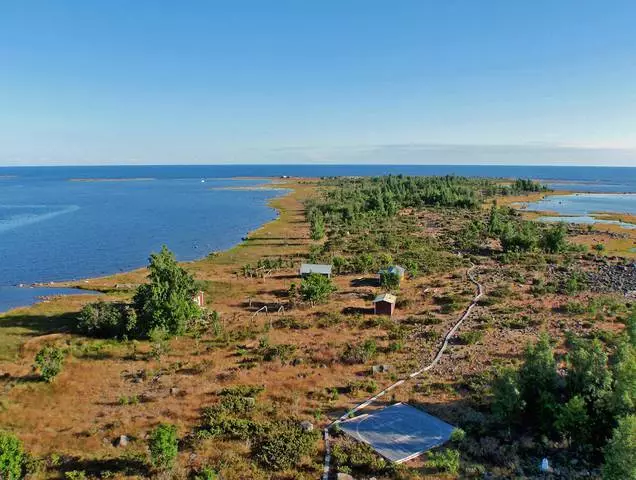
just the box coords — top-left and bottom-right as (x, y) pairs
(350, 277), (380, 288)
(342, 306), (375, 315)
(63, 456), (149, 477)
(0, 311), (74, 336)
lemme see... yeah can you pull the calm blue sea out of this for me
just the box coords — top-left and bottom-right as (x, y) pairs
(1, 164), (636, 311)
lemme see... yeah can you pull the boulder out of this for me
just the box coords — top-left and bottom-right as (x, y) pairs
(300, 420), (314, 432)
(115, 435), (129, 447)
(336, 474), (355, 480)
(372, 364), (393, 374)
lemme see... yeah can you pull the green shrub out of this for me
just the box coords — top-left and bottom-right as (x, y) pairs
(194, 467), (218, 480)
(0, 431), (24, 480)
(563, 300), (587, 315)
(218, 385), (264, 398)
(148, 423), (178, 470)
(345, 379), (377, 395)
(33, 345), (65, 382)
(310, 211), (326, 240)
(257, 338), (296, 363)
(379, 270), (401, 290)
(118, 395), (140, 406)
(457, 330), (484, 345)
(299, 273), (336, 305)
(331, 440), (387, 474)
(76, 301), (138, 338)
(426, 448), (460, 475)
(540, 223), (568, 253)
(593, 243), (606, 253)
(64, 471), (87, 480)
(450, 428), (466, 443)
(200, 385), (265, 440)
(252, 421), (318, 470)
(340, 340), (377, 364)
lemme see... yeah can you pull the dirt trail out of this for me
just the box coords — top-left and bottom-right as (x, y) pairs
(321, 263), (484, 480)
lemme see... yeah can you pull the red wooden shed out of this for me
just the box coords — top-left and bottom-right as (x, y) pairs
(373, 293), (397, 316)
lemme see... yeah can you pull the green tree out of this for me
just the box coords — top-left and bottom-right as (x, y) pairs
(602, 415), (636, 480)
(299, 273), (336, 305)
(518, 334), (559, 435)
(492, 368), (523, 433)
(487, 203), (504, 236)
(625, 311), (636, 347)
(555, 396), (590, 447)
(310, 212), (326, 240)
(33, 345), (65, 382)
(0, 431), (23, 480)
(148, 423), (178, 470)
(499, 221), (539, 253)
(566, 339), (612, 403)
(541, 223), (568, 253)
(610, 341), (636, 419)
(134, 246), (201, 337)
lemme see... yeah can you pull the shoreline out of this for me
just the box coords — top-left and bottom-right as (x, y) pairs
(0, 178), (309, 314)
(5, 180), (636, 314)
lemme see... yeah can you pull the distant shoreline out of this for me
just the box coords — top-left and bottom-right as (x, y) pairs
(68, 177), (156, 182)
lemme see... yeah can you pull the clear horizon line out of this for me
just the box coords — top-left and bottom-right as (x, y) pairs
(2, 162), (636, 168)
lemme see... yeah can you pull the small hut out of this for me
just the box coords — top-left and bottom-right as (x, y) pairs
(373, 293), (397, 316)
(192, 290), (205, 307)
(299, 263), (333, 278)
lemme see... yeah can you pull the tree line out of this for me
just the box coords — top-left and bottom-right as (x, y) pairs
(489, 317), (636, 478)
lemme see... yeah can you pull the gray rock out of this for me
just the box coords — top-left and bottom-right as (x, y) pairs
(115, 435), (129, 447)
(170, 387), (180, 396)
(371, 364), (393, 374)
(300, 420), (314, 432)
(336, 474), (355, 480)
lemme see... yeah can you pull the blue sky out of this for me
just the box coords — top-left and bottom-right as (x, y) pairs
(1, 1), (635, 166)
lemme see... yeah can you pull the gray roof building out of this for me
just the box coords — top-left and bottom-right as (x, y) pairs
(299, 263), (333, 278)
(338, 403), (455, 463)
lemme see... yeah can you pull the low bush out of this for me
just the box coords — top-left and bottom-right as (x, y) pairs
(252, 421), (319, 471)
(345, 378), (377, 395)
(194, 467), (219, 480)
(340, 340), (377, 364)
(148, 423), (178, 470)
(76, 301), (138, 339)
(0, 431), (24, 480)
(33, 345), (65, 382)
(331, 439), (387, 475)
(317, 312), (343, 328)
(457, 330), (484, 345)
(257, 337), (296, 363)
(426, 448), (460, 475)
(200, 385), (265, 440)
(562, 301), (587, 315)
(299, 273), (336, 305)
(218, 385), (264, 398)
